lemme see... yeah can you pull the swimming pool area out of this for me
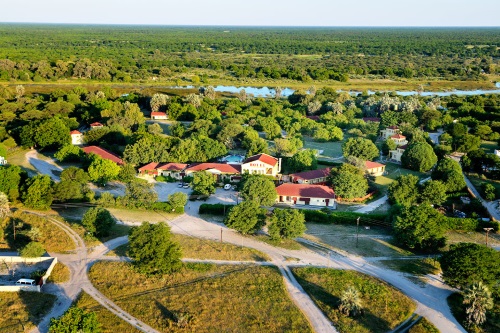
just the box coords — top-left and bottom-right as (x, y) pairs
(221, 154), (245, 164)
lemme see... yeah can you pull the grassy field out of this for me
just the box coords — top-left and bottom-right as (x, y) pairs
(373, 162), (428, 193)
(304, 223), (413, 257)
(445, 230), (500, 248)
(303, 136), (344, 159)
(47, 262), (71, 283)
(89, 261), (312, 333)
(108, 233), (270, 261)
(0, 211), (75, 252)
(252, 234), (304, 250)
(408, 317), (440, 333)
(75, 292), (142, 333)
(0, 291), (56, 333)
(467, 175), (500, 201)
(292, 267), (416, 333)
(480, 140), (498, 154)
(378, 258), (441, 276)
(448, 292), (499, 333)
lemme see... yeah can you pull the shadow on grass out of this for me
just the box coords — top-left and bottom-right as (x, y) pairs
(154, 299), (177, 324)
(18, 290), (57, 331)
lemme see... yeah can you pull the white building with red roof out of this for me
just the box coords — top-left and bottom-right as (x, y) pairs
(138, 162), (188, 180)
(70, 130), (84, 145)
(380, 125), (400, 140)
(151, 112), (168, 120)
(365, 161), (386, 177)
(288, 167), (331, 184)
(241, 153), (281, 177)
(89, 122), (104, 129)
(276, 183), (336, 208)
(82, 146), (124, 165)
(390, 133), (408, 146)
(184, 163), (241, 182)
(389, 145), (408, 163)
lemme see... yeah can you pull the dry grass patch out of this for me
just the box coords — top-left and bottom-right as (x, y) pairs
(75, 292), (142, 333)
(0, 291), (56, 332)
(0, 211), (75, 252)
(47, 262), (70, 283)
(252, 234), (304, 250)
(408, 317), (440, 333)
(377, 258), (441, 276)
(107, 234), (270, 261)
(89, 261), (312, 333)
(292, 267), (416, 333)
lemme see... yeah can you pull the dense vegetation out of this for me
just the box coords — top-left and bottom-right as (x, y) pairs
(0, 25), (498, 84)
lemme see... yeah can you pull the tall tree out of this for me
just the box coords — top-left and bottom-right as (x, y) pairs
(329, 164), (368, 199)
(82, 207), (115, 238)
(22, 175), (53, 210)
(49, 306), (100, 333)
(342, 137), (379, 161)
(288, 149), (317, 172)
(268, 209), (306, 240)
(87, 157), (121, 185)
(401, 142), (437, 172)
(388, 174), (419, 206)
(462, 281), (494, 327)
(240, 174), (277, 206)
(128, 222), (182, 275)
(191, 171), (216, 196)
(224, 201), (265, 234)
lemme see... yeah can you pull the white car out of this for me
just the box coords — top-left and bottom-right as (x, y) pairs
(223, 184), (231, 190)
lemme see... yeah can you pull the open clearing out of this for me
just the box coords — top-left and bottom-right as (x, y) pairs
(303, 136), (344, 159)
(89, 261), (312, 333)
(373, 162), (428, 193)
(304, 223), (412, 257)
(292, 267), (416, 333)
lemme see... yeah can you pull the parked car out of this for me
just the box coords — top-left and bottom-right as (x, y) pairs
(224, 184), (231, 190)
(178, 183), (183, 188)
(182, 183), (190, 189)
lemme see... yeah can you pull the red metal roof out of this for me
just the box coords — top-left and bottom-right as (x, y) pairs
(82, 146), (124, 165)
(290, 168), (331, 181)
(390, 134), (406, 139)
(276, 184), (336, 199)
(151, 112), (167, 117)
(89, 122), (104, 127)
(365, 161), (385, 170)
(185, 163), (241, 174)
(387, 125), (399, 129)
(138, 162), (161, 172)
(157, 163), (188, 171)
(244, 153), (278, 167)
(306, 116), (320, 121)
(362, 117), (381, 122)
(70, 130), (82, 135)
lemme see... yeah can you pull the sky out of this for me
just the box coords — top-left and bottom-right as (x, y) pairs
(0, 0), (499, 27)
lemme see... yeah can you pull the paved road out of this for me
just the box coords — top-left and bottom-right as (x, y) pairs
(26, 150), (63, 181)
(464, 174), (500, 221)
(354, 195), (388, 213)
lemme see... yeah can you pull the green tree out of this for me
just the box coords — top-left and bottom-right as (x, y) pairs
(128, 222), (182, 275)
(388, 174), (419, 206)
(87, 156), (121, 185)
(339, 286), (363, 317)
(393, 205), (446, 253)
(54, 145), (83, 162)
(401, 142), (437, 172)
(381, 139), (397, 156)
(431, 158), (466, 193)
(19, 241), (45, 258)
(0, 192), (9, 219)
(482, 183), (496, 201)
(0, 165), (26, 202)
(440, 243), (500, 290)
(117, 163), (136, 183)
(168, 192), (188, 210)
(191, 171), (216, 196)
(462, 281), (494, 327)
(455, 134), (481, 153)
(288, 149), (317, 172)
(53, 167), (91, 202)
(240, 174), (277, 206)
(124, 181), (158, 208)
(420, 180), (447, 205)
(329, 164), (368, 199)
(342, 137), (379, 161)
(49, 306), (100, 333)
(22, 175), (53, 210)
(0, 143), (6, 157)
(224, 201), (265, 234)
(268, 209), (306, 240)
(82, 207), (115, 238)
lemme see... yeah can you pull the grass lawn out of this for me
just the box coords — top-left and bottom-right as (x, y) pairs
(292, 267), (416, 333)
(467, 175), (500, 200)
(373, 162), (428, 193)
(47, 262), (71, 283)
(304, 223), (413, 257)
(252, 234), (304, 250)
(408, 317), (440, 333)
(0, 211), (75, 252)
(303, 136), (344, 159)
(5, 147), (37, 175)
(448, 292), (500, 333)
(108, 233), (270, 262)
(377, 258), (441, 276)
(0, 291), (56, 332)
(75, 292), (142, 333)
(480, 140), (498, 154)
(445, 230), (500, 248)
(89, 261), (312, 333)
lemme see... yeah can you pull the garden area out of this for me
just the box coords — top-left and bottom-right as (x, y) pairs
(88, 261), (312, 333)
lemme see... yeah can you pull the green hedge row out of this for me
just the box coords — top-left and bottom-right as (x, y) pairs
(442, 217), (499, 232)
(199, 203), (235, 215)
(302, 210), (388, 226)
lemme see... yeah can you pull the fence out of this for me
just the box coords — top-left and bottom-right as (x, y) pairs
(0, 255), (57, 293)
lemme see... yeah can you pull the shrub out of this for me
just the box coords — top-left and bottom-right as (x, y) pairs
(20, 241), (45, 258)
(199, 203), (234, 215)
(302, 210), (388, 225)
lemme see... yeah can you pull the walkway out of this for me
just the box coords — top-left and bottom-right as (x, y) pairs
(463, 174), (500, 221)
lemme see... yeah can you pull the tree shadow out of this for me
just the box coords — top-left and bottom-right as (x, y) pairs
(18, 289), (58, 331)
(154, 299), (178, 324)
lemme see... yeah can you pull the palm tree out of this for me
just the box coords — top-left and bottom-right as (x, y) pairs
(463, 281), (494, 327)
(339, 286), (362, 317)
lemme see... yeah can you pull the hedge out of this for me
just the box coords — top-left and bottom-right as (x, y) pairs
(442, 217), (478, 231)
(302, 210), (388, 226)
(199, 203), (235, 215)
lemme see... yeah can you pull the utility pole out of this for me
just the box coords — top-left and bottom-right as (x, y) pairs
(483, 227), (494, 247)
(356, 217), (360, 248)
(220, 228), (223, 243)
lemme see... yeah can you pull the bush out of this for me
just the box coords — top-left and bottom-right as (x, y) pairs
(19, 241), (45, 258)
(443, 217), (479, 232)
(150, 201), (184, 214)
(302, 210), (388, 226)
(199, 203), (234, 215)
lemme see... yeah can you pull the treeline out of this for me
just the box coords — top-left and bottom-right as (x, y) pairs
(0, 25), (498, 82)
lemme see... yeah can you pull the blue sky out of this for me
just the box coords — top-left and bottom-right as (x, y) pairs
(0, 0), (498, 26)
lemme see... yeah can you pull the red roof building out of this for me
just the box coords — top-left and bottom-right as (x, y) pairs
(89, 122), (104, 129)
(306, 116), (320, 121)
(158, 163), (188, 172)
(138, 162), (161, 175)
(151, 112), (168, 119)
(390, 134), (406, 139)
(82, 146), (124, 165)
(70, 130), (82, 135)
(276, 184), (336, 208)
(362, 117), (381, 123)
(244, 153), (279, 167)
(184, 163), (241, 183)
(242, 153), (281, 177)
(365, 161), (386, 176)
(289, 168), (331, 184)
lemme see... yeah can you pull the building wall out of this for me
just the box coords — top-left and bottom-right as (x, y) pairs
(278, 196), (336, 208)
(366, 167), (385, 177)
(241, 162), (279, 177)
(380, 128), (399, 140)
(389, 150), (404, 162)
(71, 134), (84, 145)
